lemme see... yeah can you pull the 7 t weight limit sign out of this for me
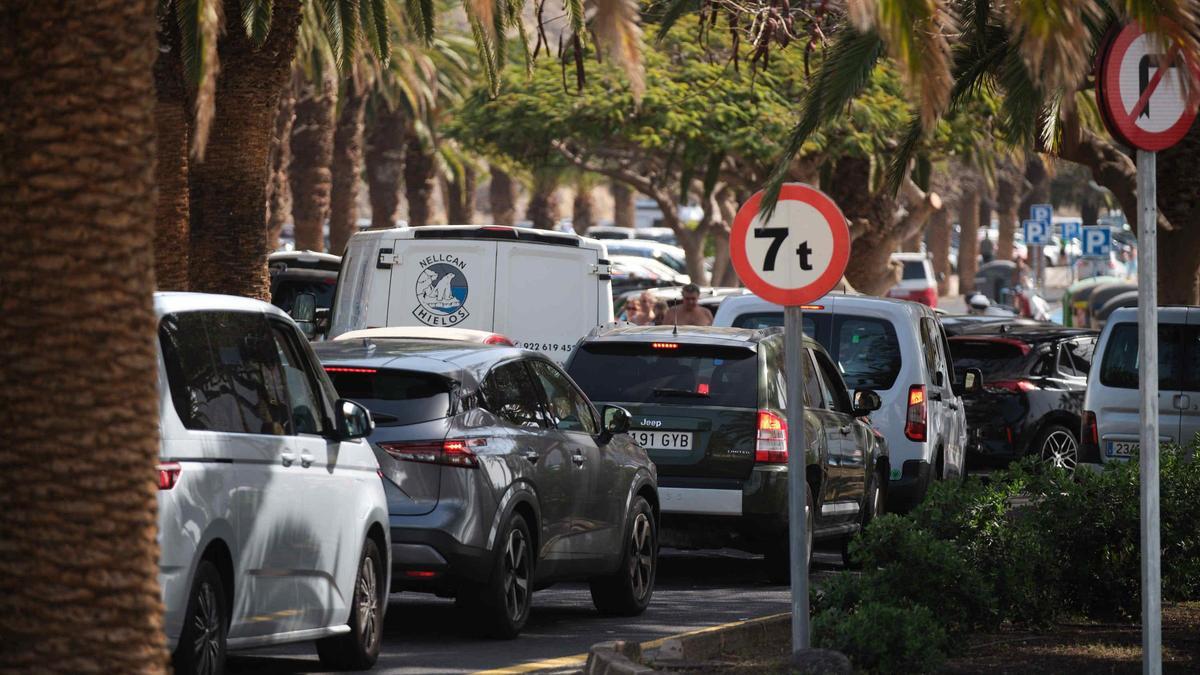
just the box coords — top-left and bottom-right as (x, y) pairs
(754, 227), (815, 272)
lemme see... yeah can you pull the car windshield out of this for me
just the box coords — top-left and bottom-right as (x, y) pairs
(901, 261), (927, 280)
(324, 368), (454, 426)
(568, 343), (758, 408)
(948, 340), (1030, 379)
(272, 278), (336, 312)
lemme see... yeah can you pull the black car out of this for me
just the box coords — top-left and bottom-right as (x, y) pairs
(566, 325), (888, 580)
(949, 324), (1099, 472)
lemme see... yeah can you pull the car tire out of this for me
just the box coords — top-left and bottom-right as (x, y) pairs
(473, 515), (534, 639)
(764, 490), (813, 584)
(317, 538), (385, 670)
(589, 496), (657, 616)
(1035, 424), (1079, 475)
(172, 560), (228, 675)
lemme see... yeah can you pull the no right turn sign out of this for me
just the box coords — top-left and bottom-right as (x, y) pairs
(1098, 23), (1200, 151)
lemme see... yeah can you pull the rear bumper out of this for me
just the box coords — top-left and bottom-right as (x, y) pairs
(887, 459), (932, 513)
(657, 467), (793, 551)
(388, 526), (492, 592)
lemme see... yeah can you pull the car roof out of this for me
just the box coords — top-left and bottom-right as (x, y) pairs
(154, 291), (292, 321)
(1107, 306), (1194, 324)
(718, 291), (932, 318)
(582, 324), (818, 350)
(313, 338), (543, 386)
(948, 323), (1097, 342)
(334, 327), (505, 343)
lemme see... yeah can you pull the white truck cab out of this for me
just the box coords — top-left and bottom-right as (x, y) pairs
(329, 226), (615, 363)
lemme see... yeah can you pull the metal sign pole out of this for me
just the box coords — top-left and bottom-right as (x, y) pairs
(1136, 148), (1161, 675)
(784, 305), (810, 653)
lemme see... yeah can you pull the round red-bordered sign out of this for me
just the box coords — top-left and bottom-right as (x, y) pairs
(730, 184), (850, 307)
(1099, 22), (1199, 152)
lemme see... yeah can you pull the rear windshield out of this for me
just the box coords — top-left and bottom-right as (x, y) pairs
(325, 368), (453, 426)
(948, 340), (1031, 379)
(1099, 323), (1187, 390)
(568, 343), (759, 408)
(901, 261), (927, 280)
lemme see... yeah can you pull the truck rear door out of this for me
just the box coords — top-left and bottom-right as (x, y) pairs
(495, 241), (600, 363)
(386, 239), (497, 331)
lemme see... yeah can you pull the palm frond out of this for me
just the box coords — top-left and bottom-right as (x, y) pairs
(1002, 0), (1102, 100)
(590, 0), (645, 102)
(652, 0), (695, 42)
(174, 0), (224, 160)
(241, 0), (273, 46)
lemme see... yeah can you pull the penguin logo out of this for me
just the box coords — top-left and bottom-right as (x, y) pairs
(413, 262), (470, 326)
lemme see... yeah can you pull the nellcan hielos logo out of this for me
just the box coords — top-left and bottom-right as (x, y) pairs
(414, 255), (469, 326)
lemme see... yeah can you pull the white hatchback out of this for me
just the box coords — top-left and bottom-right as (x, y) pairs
(155, 293), (390, 674)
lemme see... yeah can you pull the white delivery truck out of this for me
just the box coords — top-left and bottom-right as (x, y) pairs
(328, 226), (615, 363)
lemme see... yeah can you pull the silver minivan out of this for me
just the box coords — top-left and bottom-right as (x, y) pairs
(1081, 306), (1200, 465)
(714, 293), (973, 511)
(155, 293), (390, 674)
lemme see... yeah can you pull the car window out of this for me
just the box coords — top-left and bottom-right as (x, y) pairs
(831, 316), (902, 391)
(271, 323), (327, 434)
(1057, 342), (1086, 378)
(813, 350), (852, 414)
(937, 325), (956, 383)
(1069, 338), (1096, 375)
(901, 261), (927, 280)
(271, 276), (336, 312)
(948, 339), (1031, 380)
(1100, 323), (1183, 390)
(482, 361), (547, 429)
(1187, 328), (1200, 392)
(324, 367), (453, 427)
(568, 343), (759, 409)
(529, 361), (598, 435)
(731, 312), (818, 337)
(159, 311), (289, 435)
(919, 319), (942, 384)
(804, 350), (828, 409)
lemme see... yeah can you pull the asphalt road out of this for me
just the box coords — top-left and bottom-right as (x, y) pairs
(230, 547), (843, 675)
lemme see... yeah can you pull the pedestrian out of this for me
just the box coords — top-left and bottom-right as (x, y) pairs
(622, 295), (646, 324)
(660, 283), (713, 326)
(652, 300), (670, 325)
(980, 235), (995, 264)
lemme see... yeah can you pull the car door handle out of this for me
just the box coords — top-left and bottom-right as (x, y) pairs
(572, 450), (585, 467)
(299, 453), (314, 468)
(281, 452), (296, 467)
(929, 391), (943, 402)
(519, 449), (539, 464)
(1174, 394), (1191, 410)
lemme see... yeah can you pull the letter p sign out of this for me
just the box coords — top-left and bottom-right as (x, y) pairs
(1081, 226), (1112, 258)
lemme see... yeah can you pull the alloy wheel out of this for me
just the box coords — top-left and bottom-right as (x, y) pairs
(356, 554), (380, 653)
(628, 513), (654, 600)
(1042, 430), (1078, 473)
(191, 581), (222, 675)
(503, 528), (530, 622)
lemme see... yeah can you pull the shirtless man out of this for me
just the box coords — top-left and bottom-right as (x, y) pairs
(661, 284), (713, 326)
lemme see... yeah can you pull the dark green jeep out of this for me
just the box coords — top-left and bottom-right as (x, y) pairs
(566, 325), (888, 579)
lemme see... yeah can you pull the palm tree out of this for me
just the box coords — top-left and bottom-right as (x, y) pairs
(289, 65), (338, 251)
(0, 1), (167, 670)
(526, 169), (562, 229)
(488, 164), (518, 224)
(266, 76), (297, 250)
(330, 68), (372, 252)
(154, 1), (193, 290)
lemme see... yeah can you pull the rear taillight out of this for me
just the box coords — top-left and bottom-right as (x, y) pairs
(483, 334), (514, 346)
(156, 462), (181, 490)
(916, 288), (938, 307)
(755, 411), (788, 464)
(987, 379), (1036, 393)
(378, 439), (483, 468)
(905, 385), (927, 442)
(1080, 410), (1100, 463)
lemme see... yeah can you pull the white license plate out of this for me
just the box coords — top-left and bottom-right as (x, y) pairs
(1107, 440), (1138, 457)
(630, 430), (694, 451)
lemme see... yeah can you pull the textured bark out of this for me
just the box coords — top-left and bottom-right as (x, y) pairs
(329, 75), (368, 253)
(365, 105), (405, 229)
(572, 184), (596, 232)
(929, 207), (951, 297)
(1018, 157), (1050, 224)
(958, 189), (982, 294)
(189, 0), (303, 299)
(1157, 125), (1200, 304)
(445, 164), (477, 224)
(289, 68), (337, 251)
(153, 9), (190, 290)
(526, 174), (561, 229)
(827, 157), (899, 294)
(995, 173), (1019, 261)
(612, 180), (635, 228)
(0, 1), (168, 671)
(265, 78), (295, 250)
(488, 166), (517, 225)
(403, 128), (436, 227)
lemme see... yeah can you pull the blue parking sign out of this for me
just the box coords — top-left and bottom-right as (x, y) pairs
(1031, 204), (1053, 225)
(1081, 226), (1112, 257)
(1061, 220), (1082, 242)
(1023, 219), (1050, 245)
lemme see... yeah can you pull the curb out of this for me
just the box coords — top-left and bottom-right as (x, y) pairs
(584, 613), (790, 674)
(584, 640), (655, 675)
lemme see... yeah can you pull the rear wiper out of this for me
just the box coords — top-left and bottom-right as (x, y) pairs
(653, 388), (709, 398)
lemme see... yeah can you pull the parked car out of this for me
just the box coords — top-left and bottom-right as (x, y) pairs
(948, 325), (1098, 473)
(314, 338), (659, 638)
(615, 286), (742, 322)
(566, 325), (888, 580)
(1073, 251), (1127, 280)
(1082, 307), (1200, 467)
(714, 293), (974, 512)
(268, 249), (342, 273)
(270, 267), (337, 316)
(610, 256), (688, 297)
(587, 225), (639, 240)
(939, 315), (1041, 337)
(886, 252), (939, 308)
(330, 225), (614, 364)
(155, 293), (388, 674)
(334, 326), (515, 345)
(603, 240), (691, 277)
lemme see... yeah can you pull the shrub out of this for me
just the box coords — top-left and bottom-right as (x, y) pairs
(813, 602), (946, 674)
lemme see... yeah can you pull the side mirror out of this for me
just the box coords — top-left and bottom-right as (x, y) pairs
(852, 390), (882, 416)
(955, 368), (983, 396)
(313, 307), (331, 340)
(603, 405), (632, 435)
(335, 399), (374, 440)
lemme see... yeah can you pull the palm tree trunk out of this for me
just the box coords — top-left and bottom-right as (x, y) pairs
(445, 164), (477, 224)
(958, 189), (981, 294)
(612, 180), (635, 228)
(572, 184), (596, 232)
(189, 0), (302, 299)
(1158, 126), (1200, 304)
(928, 207), (951, 297)
(403, 128), (436, 227)
(365, 105), (405, 229)
(526, 173), (561, 229)
(266, 77), (296, 251)
(154, 9), (190, 290)
(996, 174), (1019, 261)
(488, 166), (517, 225)
(289, 68), (337, 252)
(329, 74), (368, 254)
(0, 1), (167, 671)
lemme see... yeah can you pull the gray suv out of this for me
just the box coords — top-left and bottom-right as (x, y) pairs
(313, 339), (659, 638)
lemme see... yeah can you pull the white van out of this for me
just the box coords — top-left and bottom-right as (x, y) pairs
(329, 226), (614, 363)
(714, 292), (973, 511)
(1081, 306), (1200, 465)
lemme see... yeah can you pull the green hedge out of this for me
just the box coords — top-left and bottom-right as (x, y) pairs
(812, 441), (1200, 673)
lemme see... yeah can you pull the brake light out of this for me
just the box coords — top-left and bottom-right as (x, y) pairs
(697, 383), (710, 395)
(483, 334), (514, 346)
(755, 411), (788, 464)
(325, 366), (377, 374)
(800, 304), (824, 310)
(905, 385), (927, 442)
(652, 342), (678, 350)
(378, 438), (484, 468)
(1080, 410), (1101, 464)
(404, 570), (439, 578)
(987, 379), (1036, 393)
(156, 462), (181, 490)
